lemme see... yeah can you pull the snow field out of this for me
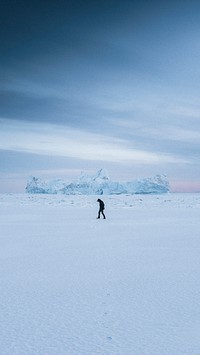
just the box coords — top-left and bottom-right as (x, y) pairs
(0, 193), (200, 354)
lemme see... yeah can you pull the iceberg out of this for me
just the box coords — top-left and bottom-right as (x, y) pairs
(26, 169), (169, 195)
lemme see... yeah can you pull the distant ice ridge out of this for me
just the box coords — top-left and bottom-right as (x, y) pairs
(26, 169), (169, 195)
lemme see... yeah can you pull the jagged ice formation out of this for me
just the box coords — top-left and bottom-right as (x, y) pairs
(26, 169), (169, 195)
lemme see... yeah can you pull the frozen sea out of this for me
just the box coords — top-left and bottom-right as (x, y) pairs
(0, 193), (200, 355)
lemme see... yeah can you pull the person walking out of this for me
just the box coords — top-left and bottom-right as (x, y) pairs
(97, 198), (106, 219)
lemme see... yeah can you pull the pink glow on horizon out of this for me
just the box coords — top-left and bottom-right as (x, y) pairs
(0, 176), (200, 194)
(170, 181), (200, 193)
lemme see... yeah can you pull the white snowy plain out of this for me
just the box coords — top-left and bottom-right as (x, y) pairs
(0, 193), (200, 355)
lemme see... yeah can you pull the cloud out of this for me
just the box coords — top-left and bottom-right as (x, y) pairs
(0, 118), (184, 165)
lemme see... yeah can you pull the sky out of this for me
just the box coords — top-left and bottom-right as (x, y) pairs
(1, 0), (200, 193)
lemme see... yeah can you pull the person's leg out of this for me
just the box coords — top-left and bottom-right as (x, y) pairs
(102, 210), (106, 219)
(97, 210), (100, 218)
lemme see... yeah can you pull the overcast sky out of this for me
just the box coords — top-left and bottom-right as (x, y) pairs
(1, 0), (200, 192)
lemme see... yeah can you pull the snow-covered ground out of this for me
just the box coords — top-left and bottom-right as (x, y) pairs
(0, 193), (200, 355)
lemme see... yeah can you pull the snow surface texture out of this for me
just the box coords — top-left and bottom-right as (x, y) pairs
(1, 193), (200, 354)
(26, 169), (169, 195)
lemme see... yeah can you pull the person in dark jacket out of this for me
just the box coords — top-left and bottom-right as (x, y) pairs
(97, 199), (106, 219)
